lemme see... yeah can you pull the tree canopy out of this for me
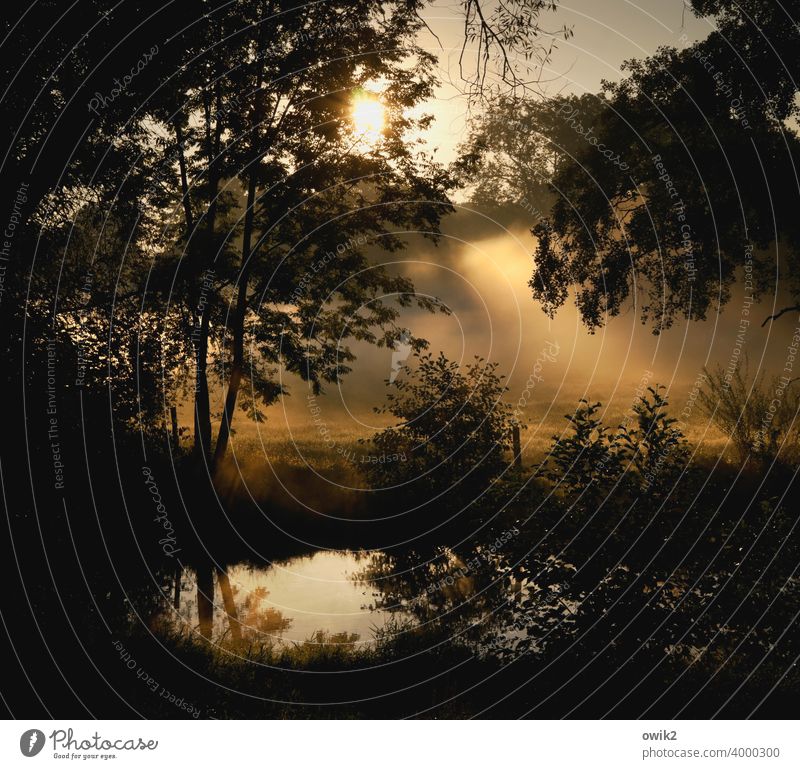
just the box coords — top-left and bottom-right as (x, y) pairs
(464, 0), (800, 331)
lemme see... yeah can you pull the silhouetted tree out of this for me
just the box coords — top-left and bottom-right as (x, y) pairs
(455, 93), (601, 221)
(502, 0), (800, 331)
(2, 0), (571, 480)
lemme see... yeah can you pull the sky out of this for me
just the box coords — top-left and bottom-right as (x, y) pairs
(228, 1), (798, 452)
(414, 0), (713, 164)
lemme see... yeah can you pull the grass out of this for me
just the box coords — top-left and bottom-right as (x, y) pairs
(207, 412), (732, 486)
(126, 613), (482, 719)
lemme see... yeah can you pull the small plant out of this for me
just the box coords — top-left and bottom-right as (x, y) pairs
(543, 399), (626, 505)
(544, 387), (690, 503)
(697, 358), (800, 466)
(620, 386), (690, 495)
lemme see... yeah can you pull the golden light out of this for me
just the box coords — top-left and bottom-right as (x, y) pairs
(351, 91), (385, 145)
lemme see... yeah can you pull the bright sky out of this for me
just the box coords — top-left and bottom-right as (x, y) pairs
(416, 0), (713, 164)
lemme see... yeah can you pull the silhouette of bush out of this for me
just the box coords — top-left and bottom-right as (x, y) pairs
(697, 359), (800, 467)
(543, 386), (690, 505)
(542, 399), (626, 508)
(364, 352), (514, 505)
(620, 385), (690, 495)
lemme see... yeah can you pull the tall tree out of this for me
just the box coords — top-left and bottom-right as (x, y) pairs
(481, 1), (800, 331)
(136, 1), (455, 477)
(455, 92), (603, 222)
(2, 0), (570, 477)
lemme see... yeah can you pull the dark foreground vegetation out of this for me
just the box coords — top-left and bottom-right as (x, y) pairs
(5, 348), (798, 718)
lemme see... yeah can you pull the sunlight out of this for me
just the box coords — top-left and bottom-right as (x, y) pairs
(351, 91), (385, 145)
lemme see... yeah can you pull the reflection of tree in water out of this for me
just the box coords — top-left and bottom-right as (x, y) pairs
(235, 585), (293, 641)
(208, 569), (294, 645)
(354, 546), (584, 655)
(160, 565), (293, 645)
(354, 548), (476, 616)
(304, 631), (360, 647)
(160, 546), (584, 656)
(354, 548), (510, 641)
(485, 555), (582, 659)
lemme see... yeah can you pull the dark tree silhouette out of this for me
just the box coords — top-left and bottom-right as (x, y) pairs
(503, 0), (800, 331)
(1, 0), (569, 482)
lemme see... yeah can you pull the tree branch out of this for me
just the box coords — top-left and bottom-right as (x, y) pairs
(761, 305), (800, 327)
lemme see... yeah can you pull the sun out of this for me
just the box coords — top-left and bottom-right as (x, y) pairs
(351, 91), (385, 145)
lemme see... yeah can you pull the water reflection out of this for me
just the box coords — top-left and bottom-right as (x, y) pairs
(352, 547), (582, 656)
(154, 546), (582, 655)
(163, 551), (404, 646)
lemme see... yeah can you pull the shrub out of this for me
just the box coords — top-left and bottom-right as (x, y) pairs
(620, 385), (690, 495)
(543, 399), (626, 506)
(544, 387), (690, 504)
(697, 359), (800, 466)
(363, 352), (514, 504)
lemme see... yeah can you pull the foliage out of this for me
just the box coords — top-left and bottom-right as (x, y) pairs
(544, 387), (690, 504)
(136, 0), (460, 463)
(697, 360), (800, 467)
(458, 0), (572, 101)
(455, 93), (603, 221)
(364, 352), (514, 503)
(484, 554), (579, 660)
(620, 386), (690, 495)
(512, 1), (800, 331)
(543, 399), (626, 506)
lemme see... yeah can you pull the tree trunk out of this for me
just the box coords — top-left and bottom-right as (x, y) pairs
(193, 307), (212, 459)
(173, 120), (194, 235)
(172, 561), (182, 610)
(192, 82), (224, 462)
(170, 405), (179, 446)
(196, 562), (214, 639)
(211, 170), (257, 472)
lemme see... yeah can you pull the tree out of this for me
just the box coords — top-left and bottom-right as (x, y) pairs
(178, 1), (453, 474)
(131, 0), (572, 476)
(454, 93), (601, 222)
(1, 0), (571, 486)
(54, 1), (457, 472)
(0, 1), (235, 461)
(509, 1), (800, 331)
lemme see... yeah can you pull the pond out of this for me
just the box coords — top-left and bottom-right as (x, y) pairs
(150, 546), (581, 653)
(160, 551), (409, 646)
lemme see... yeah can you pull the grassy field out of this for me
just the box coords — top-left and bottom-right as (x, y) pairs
(208, 407), (732, 477)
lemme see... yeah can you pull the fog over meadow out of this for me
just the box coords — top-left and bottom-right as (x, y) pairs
(238, 205), (795, 448)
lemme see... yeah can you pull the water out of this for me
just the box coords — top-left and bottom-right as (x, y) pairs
(162, 551), (406, 646)
(151, 547), (580, 652)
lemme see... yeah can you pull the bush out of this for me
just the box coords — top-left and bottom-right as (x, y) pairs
(697, 359), (800, 466)
(620, 385), (690, 495)
(544, 387), (690, 505)
(543, 399), (625, 507)
(363, 352), (514, 505)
